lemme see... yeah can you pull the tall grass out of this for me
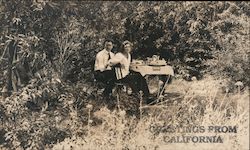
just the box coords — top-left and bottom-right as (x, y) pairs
(52, 77), (249, 150)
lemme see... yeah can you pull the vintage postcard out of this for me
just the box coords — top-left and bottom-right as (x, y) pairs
(0, 1), (249, 150)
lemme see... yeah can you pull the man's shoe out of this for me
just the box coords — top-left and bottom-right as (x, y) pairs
(102, 92), (111, 102)
(108, 94), (115, 100)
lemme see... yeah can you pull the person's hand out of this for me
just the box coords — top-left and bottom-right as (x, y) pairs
(121, 64), (125, 69)
(107, 62), (113, 67)
(100, 68), (105, 72)
(104, 63), (111, 70)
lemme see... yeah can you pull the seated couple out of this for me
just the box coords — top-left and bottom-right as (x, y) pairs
(94, 39), (152, 104)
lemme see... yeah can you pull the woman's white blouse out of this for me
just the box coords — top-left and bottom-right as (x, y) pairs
(108, 52), (131, 79)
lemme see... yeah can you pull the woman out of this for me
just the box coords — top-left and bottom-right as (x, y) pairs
(108, 40), (151, 103)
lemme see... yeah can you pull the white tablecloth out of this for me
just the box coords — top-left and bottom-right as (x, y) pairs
(130, 64), (174, 76)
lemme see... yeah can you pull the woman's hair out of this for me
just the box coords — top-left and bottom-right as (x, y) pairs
(120, 40), (133, 52)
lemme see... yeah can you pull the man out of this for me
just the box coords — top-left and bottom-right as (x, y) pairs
(94, 39), (116, 97)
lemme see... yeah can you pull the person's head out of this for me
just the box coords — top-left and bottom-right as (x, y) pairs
(121, 40), (133, 54)
(104, 39), (113, 52)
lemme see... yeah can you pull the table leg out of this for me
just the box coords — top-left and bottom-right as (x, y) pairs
(157, 75), (171, 102)
(156, 76), (160, 99)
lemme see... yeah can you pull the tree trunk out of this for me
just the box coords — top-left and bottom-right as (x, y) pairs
(6, 40), (17, 96)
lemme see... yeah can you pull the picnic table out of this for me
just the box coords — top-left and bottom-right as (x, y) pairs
(130, 56), (174, 102)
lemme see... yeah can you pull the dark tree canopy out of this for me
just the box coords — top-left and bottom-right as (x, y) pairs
(0, 1), (249, 91)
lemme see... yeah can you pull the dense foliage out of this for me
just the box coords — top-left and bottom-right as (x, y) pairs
(1, 1), (249, 90)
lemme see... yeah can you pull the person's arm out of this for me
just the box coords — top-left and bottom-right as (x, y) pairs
(108, 53), (123, 67)
(95, 53), (106, 72)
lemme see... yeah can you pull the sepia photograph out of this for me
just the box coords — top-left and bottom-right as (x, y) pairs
(0, 1), (249, 150)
